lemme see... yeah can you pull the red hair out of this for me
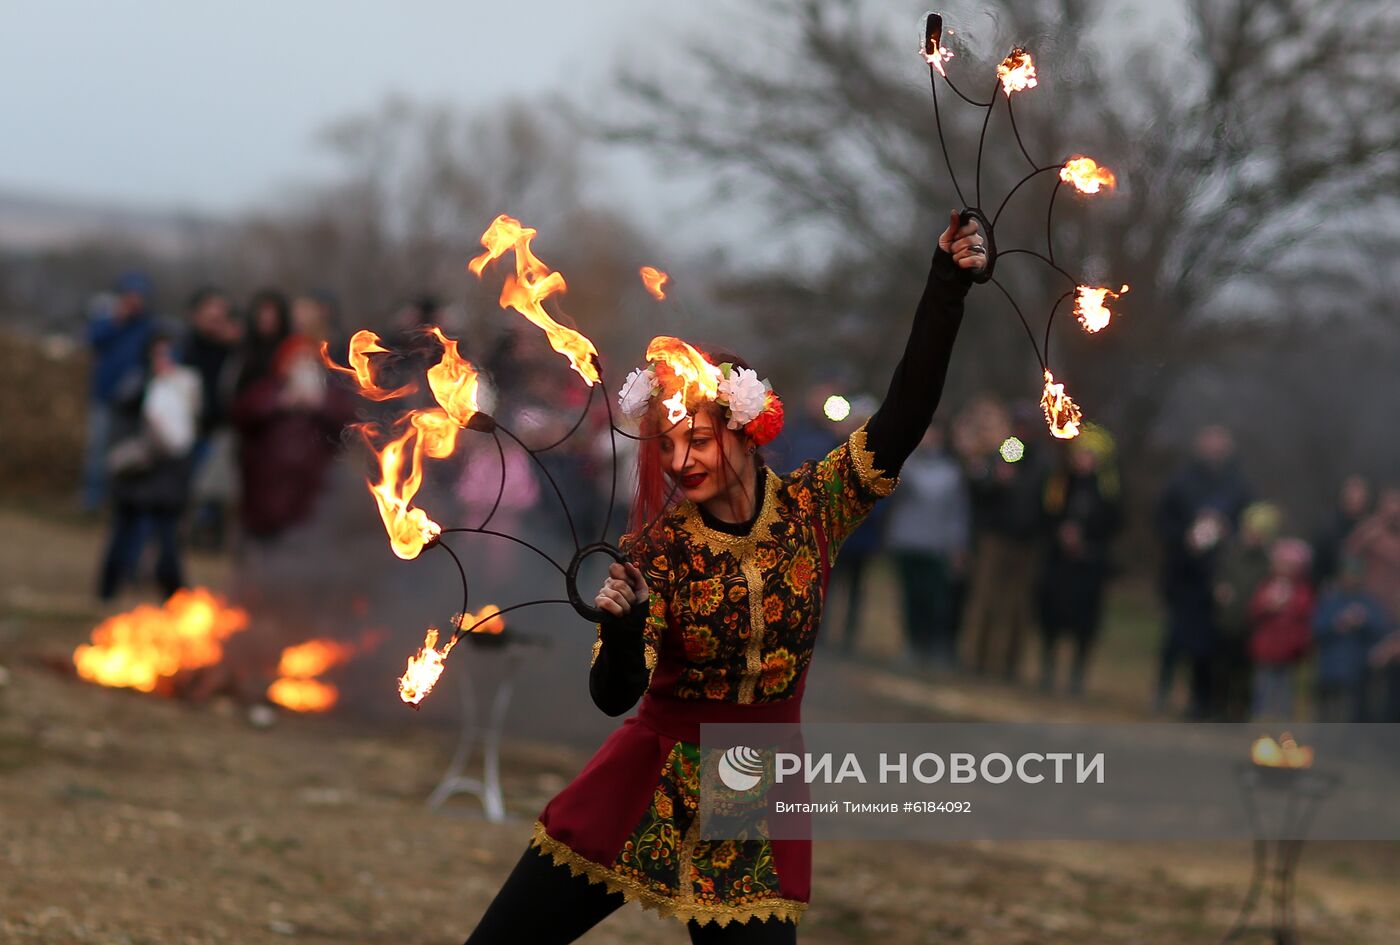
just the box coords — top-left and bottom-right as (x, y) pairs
(625, 347), (760, 541)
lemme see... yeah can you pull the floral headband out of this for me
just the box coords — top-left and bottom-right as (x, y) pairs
(617, 353), (786, 447)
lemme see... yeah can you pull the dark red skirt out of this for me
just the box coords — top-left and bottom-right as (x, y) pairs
(535, 680), (812, 922)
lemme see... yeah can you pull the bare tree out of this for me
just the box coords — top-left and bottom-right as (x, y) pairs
(606, 0), (1400, 478)
(224, 97), (664, 375)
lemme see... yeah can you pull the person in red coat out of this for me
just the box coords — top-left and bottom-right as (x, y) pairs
(1248, 537), (1315, 721)
(231, 334), (356, 540)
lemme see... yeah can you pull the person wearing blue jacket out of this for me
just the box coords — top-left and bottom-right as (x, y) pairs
(82, 272), (156, 510)
(1313, 555), (1391, 722)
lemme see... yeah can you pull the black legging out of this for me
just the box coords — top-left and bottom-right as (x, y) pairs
(464, 844), (798, 944)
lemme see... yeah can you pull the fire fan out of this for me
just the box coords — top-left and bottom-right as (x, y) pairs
(328, 14), (1125, 708)
(923, 10), (1127, 440)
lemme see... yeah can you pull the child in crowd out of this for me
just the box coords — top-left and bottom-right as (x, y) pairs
(1312, 555), (1390, 721)
(1214, 502), (1281, 720)
(1248, 538), (1314, 721)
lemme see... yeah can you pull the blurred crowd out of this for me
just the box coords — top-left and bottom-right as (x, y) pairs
(80, 270), (1400, 722)
(772, 389), (1129, 702)
(773, 389), (1400, 725)
(78, 272), (619, 608)
(84, 274), (356, 601)
(1152, 427), (1400, 723)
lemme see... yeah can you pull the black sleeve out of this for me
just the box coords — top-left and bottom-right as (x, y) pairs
(863, 248), (973, 477)
(588, 605), (648, 717)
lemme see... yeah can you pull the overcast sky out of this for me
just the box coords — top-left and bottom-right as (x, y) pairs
(0, 1), (696, 214)
(0, 0), (1176, 237)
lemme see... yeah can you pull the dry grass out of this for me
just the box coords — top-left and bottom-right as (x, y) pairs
(1, 508), (1397, 944)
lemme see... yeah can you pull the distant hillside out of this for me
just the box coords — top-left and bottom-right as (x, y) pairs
(0, 188), (228, 257)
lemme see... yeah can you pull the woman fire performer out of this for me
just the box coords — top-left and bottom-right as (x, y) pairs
(464, 212), (987, 944)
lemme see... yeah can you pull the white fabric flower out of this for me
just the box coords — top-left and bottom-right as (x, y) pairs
(717, 367), (768, 428)
(617, 367), (658, 419)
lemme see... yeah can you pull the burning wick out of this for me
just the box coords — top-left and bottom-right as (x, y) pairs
(424, 326), (481, 429)
(320, 330), (418, 401)
(354, 326), (486, 559)
(396, 606), (506, 707)
(640, 266), (670, 300)
(647, 336), (725, 425)
(364, 425), (442, 560)
(921, 11), (954, 77)
(1074, 284), (1130, 333)
(1060, 157), (1116, 195)
(997, 47), (1038, 96)
(1040, 370), (1083, 439)
(398, 627), (458, 707)
(1251, 733), (1315, 769)
(922, 44), (954, 76)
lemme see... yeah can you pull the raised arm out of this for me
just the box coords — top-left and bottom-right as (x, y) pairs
(862, 211), (984, 477)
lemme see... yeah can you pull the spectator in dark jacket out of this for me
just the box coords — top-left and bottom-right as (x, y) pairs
(1313, 555), (1390, 721)
(82, 271), (156, 511)
(98, 333), (202, 600)
(1344, 486), (1400, 626)
(181, 287), (242, 548)
(887, 423), (970, 669)
(1154, 425), (1252, 718)
(1037, 424), (1122, 696)
(1312, 475), (1371, 588)
(962, 404), (1047, 680)
(234, 289), (292, 395)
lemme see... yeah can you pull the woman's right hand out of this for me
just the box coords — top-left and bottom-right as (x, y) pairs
(595, 561), (649, 618)
(937, 210), (988, 271)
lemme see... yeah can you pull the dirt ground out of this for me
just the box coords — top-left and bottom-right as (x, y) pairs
(2, 507), (1398, 945)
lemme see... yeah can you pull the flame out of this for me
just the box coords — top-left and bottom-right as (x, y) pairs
(364, 425), (441, 560)
(266, 632), (383, 713)
(274, 638), (356, 679)
(320, 330), (418, 401)
(354, 324), (483, 558)
(353, 325), (481, 556)
(73, 588), (248, 693)
(1251, 733), (1315, 769)
(398, 627), (459, 706)
(1060, 157), (1116, 195)
(468, 214), (600, 386)
(645, 336), (724, 424)
(410, 408), (460, 460)
(267, 677), (339, 713)
(661, 390), (688, 425)
(640, 266), (670, 300)
(997, 47), (1038, 96)
(1073, 284), (1129, 333)
(1040, 370), (1083, 439)
(457, 603), (506, 636)
(424, 326), (480, 429)
(922, 45), (954, 77)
